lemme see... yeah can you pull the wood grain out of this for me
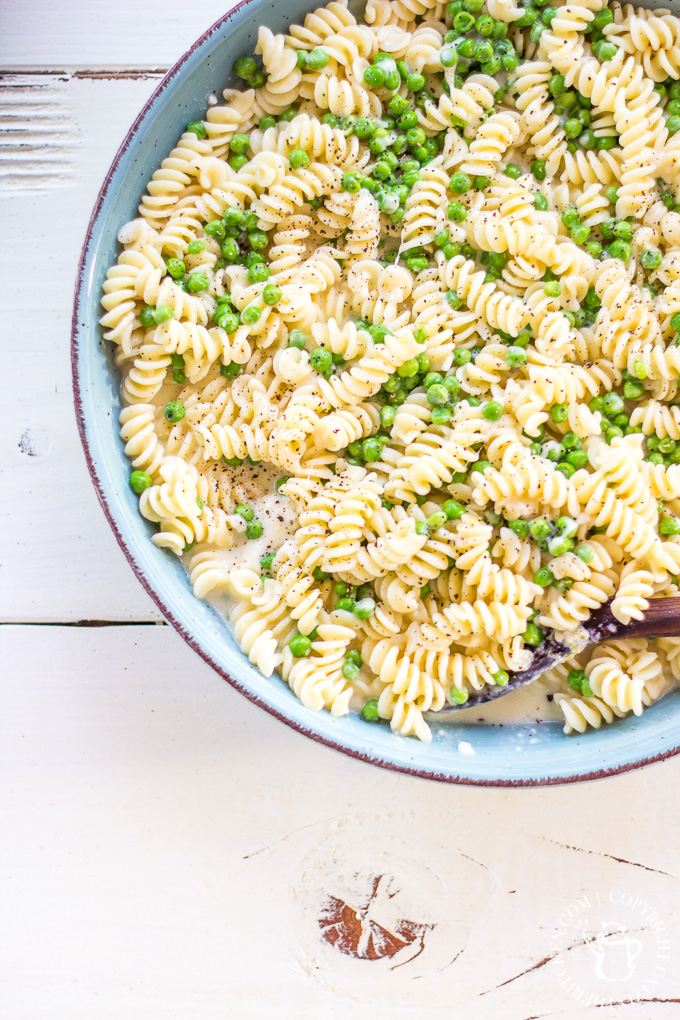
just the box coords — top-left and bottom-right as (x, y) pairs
(2, 625), (679, 1018)
(1, 75), (162, 622)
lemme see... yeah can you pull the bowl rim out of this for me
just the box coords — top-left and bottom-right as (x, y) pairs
(71, 0), (680, 787)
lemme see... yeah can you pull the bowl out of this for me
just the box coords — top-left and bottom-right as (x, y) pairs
(72, 0), (680, 785)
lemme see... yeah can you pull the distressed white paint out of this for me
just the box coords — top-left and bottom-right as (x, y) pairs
(3, 4), (680, 1017)
(3, 625), (680, 1019)
(1, 75), (162, 622)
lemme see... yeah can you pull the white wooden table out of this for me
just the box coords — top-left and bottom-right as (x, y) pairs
(2, 4), (680, 1016)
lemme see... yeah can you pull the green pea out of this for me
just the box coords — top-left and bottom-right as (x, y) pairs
(529, 518), (551, 540)
(668, 116), (680, 136)
(596, 40), (617, 61)
(585, 241), (604, 259)
(360, 438), (382, 463)
(470, 460), (492, 474)
(246, 262), (269, 285)
(660, 517), (680, 535)
(129, 470), (152, 493)
(184, 272), (208, 294)
(509, 519), (529, 538)
(442, 499), (464, 520)
(453, 10), (476, 30)
(310, 348), (333, 374)
(544, 281), (562, 297)
(261, 283), (281, 306)
(243, 519), (262, 540)
(218, 238), (237, 264)
(564, 118), (582, 140)
(354, 597), (376, 620)
(641, 248), (662, 270)
(482, 400), (503, 421)
(501, 51), (520, 71)
(289, 634), (312, 657)
(534, 567), (555, 588)
(571, 224), (590, 245)
(449, 172), (472, 194)
(214, 309), (239, 334)
(453, 348), (472, 366)
(406, 255), (429, 273)
(361, 699), (380, 721)
(504, 163), (522, 179)
(534, 194), (548, 210)
(515, 7), (537, 26)
(220, 361), (242, 379)
(165, 257), (186, 280)
(186, 120), (207, 138)
(242, 306), (261, 325)
(163, 401), (185, 423)
(608, 239), (632, 262)
(153, 305), (174, 324)
(233, 56), (257, 80)
(523, 623), (543, 646)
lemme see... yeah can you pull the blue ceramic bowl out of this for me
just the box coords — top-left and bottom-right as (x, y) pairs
(73, 0), (680, 785)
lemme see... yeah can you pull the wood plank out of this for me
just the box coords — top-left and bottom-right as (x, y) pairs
(0, 1), (231, 71)
(1, 75), (164, 621)
(2, 624), (679, 1018)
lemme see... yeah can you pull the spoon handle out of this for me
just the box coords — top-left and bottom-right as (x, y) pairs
(600, 596), (680, 641)
(437, 596), (680, 713)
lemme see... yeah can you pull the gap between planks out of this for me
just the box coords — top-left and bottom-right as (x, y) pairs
(0, 68), (167, 79)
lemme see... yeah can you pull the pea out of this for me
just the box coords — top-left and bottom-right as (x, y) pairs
(420, 382), (449, 410)
(358, 437), (381, 463)
(585, 241), (604, 259)
(309, 348), (332, 374)
(571, 224), (591, 245)
(242, 306), (261, 325)
(165, 257), (186, 280)
(501, 51), (520, 71)
(596, 40), (617, 61)
(163, 401), (185, 423)
(129, 470), (152, 493)
(186, 120), (207, 139)
(289, 634), (312, 658)
(406, 256), (429, 273)
(248, 230), (269, 250)
(450, 172), (472, 194)
(509, 519), (529, 538)
(244, 263), (269, 287)
(215, 309), (239, 333)
(544, 281), (562, 297)
(361, 699), (380, 722)
(504, 163), (522, 179)
(353, 597), (376, 620)
(523, 623), (543, 646)
(183, 271), (209, 294)
(515, 7), (537, 26)
(529, 518), (551, 540)
(564, 118), (582, 140)
(482, 400), (503, 420)
(233, 56), (257, 80)
(217, 239), (238, 265)
(220, 361), (242, 379)
(641, 248), (662, 270)
(453, 9), (476, 30)
(534, 194), (548, 210)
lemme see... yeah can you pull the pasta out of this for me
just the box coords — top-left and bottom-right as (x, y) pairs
(103, 0), (680, 742)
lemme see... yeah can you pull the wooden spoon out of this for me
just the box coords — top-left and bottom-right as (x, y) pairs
(440, 596), (680, 712)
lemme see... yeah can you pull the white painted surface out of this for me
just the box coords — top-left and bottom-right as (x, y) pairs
(2, 4), (680, 1017)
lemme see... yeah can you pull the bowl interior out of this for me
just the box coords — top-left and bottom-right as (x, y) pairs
(73, 0), (680, 784)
